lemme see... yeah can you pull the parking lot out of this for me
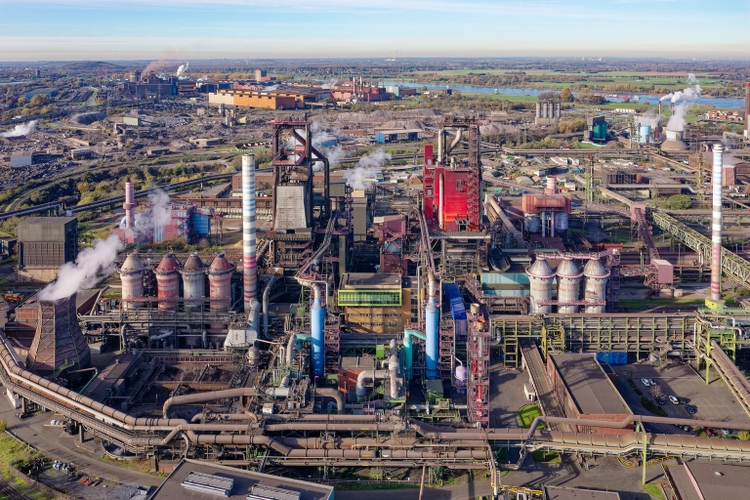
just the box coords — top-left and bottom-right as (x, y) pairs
(612, 362), (749, 425)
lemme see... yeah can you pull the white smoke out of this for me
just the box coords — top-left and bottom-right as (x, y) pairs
(1, 120), (38, 138)
(321, 79), (338, 89)
(310, 122), (343, 172)
(637, 109), (660, 128)
(345, 148), (391, 190)
(664, 74), (702, 132)
(38, 234), (123, 301)
(176, 62), (189, 77)
(148, 190), (172, 243)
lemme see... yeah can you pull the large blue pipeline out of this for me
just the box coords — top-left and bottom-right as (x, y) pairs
(403, 277), (440, 381)
(310, 285), (325, 377)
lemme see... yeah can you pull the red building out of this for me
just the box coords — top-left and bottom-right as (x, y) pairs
(422, 143), (482, 232)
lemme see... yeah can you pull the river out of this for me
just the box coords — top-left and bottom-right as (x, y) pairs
(381, 80), (744, 109)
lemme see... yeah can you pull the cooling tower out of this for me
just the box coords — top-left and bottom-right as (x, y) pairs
(26, 293), (91, 377)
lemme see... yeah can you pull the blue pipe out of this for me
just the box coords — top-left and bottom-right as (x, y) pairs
(425, 298), (440, 379)
(403, 329), (426, 381)
(311, 292), (325, 377)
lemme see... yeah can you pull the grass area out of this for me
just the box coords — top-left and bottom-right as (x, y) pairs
(642, 481), (666, 500)
(99, 455), (167, 477)
(0, 433), (49, 499)
(619, 298), (705, 309)
(518, 405), (544, 430)
(531, 450), (561, 463)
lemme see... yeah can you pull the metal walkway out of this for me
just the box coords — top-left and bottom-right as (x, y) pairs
(652, 211), (750, 288)
(519, 339), (570, 431)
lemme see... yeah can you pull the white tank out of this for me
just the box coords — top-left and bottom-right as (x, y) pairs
(120, 252), (145, 310)
(554, 212), (569, 232)
(180, 252), (205, 311)
(527, 256), (554, 314)
(583, 258), (610, 313)
(556, 257), (582, 314)
(525, 215), (541, 233)
(455, 365), (467, 393)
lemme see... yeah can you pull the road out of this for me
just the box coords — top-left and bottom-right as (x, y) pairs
(0, 390), (164, 489)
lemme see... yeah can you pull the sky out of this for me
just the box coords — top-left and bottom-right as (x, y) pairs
(0, 0), (749, 61)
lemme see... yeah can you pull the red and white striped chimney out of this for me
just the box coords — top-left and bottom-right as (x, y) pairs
(123, 181), (135, 230)
(710, 144), (724, 304)
(242, 154), (257, 308)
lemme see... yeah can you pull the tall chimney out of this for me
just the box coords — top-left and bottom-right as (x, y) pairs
(242, 154), (257, 308)
(710, 144), (724, 306)
(745, 83), (750, 137)
(124, 181), (135, 230)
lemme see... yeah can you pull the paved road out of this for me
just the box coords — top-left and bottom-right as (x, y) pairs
(0, 389), (164, 488)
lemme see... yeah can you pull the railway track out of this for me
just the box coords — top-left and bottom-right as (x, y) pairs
(0, 476), (32, 500)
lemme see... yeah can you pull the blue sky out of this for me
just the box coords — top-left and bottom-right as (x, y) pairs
(0, 0), (748, 61)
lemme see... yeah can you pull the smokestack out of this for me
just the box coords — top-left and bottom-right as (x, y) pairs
(124, 181), (135, 230)
(242, 154), (257, 308)
(710, 144), (724, 306)
(745, 83), (750, 137)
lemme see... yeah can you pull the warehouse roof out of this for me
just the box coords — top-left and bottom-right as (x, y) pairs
(665, 462), (750, 500)
(148, 459), (333, 500)
(341, 273), (402, 290)
(545, 486), (620, 500)
(549, 353), (632, 415)
(17, 216), (77, 226)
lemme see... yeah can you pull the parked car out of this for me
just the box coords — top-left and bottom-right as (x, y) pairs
(686, 404), (697, 414)
(50, 419), (59, 425)
(641, 378), (651, 387)
(648, 379), (656, 387)
(679, 397), (689, 404)
(722, 429), (733, 436)
(668, 395), (679, 405)
(658, 397), (667, 406)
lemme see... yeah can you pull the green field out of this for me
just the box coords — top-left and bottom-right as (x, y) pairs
(518, 405), (544, 429)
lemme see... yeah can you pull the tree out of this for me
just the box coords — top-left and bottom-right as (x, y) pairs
(560, 87), (574, 103)
(665, 194), (692, 210)
(738, 430), (750, 441)
(30, 94), (50, 107)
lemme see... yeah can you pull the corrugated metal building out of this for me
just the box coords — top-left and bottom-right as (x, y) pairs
(16, 216), (78, 282)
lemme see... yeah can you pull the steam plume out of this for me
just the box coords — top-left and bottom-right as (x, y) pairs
(148, 190), (172, 242)
(176, 62), (189, 77)
(38, 234), (123, 301)
(345, 148), (391, 190)
(663, 74), (702, 132)
(321, 79), (338, 89)
(1, 120), (38, 138)
(310, 122), (343, 172)
(637, 110), (660, 128)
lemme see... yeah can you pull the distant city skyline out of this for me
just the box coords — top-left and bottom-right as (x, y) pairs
(0, 0), (748, 62)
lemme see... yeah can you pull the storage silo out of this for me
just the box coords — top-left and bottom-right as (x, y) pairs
(155, 253), (180, 311)
(208, 252), (235, 313)
(527, 256), (554, 314)
(120, 252), (145, 310)
(583, 258), (610, 313)
(525, 214), (541, 233)
(554, 212), (568, 233)
(639, 125), (651, 144)
(556, 257), (582, 314)
(181, 252), (205, 311)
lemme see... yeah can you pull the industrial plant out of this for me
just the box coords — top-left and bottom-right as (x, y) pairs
(3, 59), (750, 499)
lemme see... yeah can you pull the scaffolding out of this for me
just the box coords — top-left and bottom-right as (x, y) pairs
(467, 308), (490, 427)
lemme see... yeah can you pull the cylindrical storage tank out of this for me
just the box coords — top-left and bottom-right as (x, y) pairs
(155, 253), (180, 311)
(545, 176), (557, 195)
(180, 252), (205, 311)
(311, 288), (325, 378)
(525, 215), (541, 233)
(208, 252), (235, 313)
(425, 298), (439, 379)
(120, 252), (145, 310)
(455, 365), (467, 394)
(247, 345), (260, 367)
(556, 257), (582, 314)
(470, 303), (481, 315)
(583, 258), (610, 313)
(554, 212), (568, 232)
(527, 256), (554, 314)
(639, 125), (651, 144)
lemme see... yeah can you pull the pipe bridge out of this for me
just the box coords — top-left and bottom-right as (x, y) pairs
(652, 211), (750, 289)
